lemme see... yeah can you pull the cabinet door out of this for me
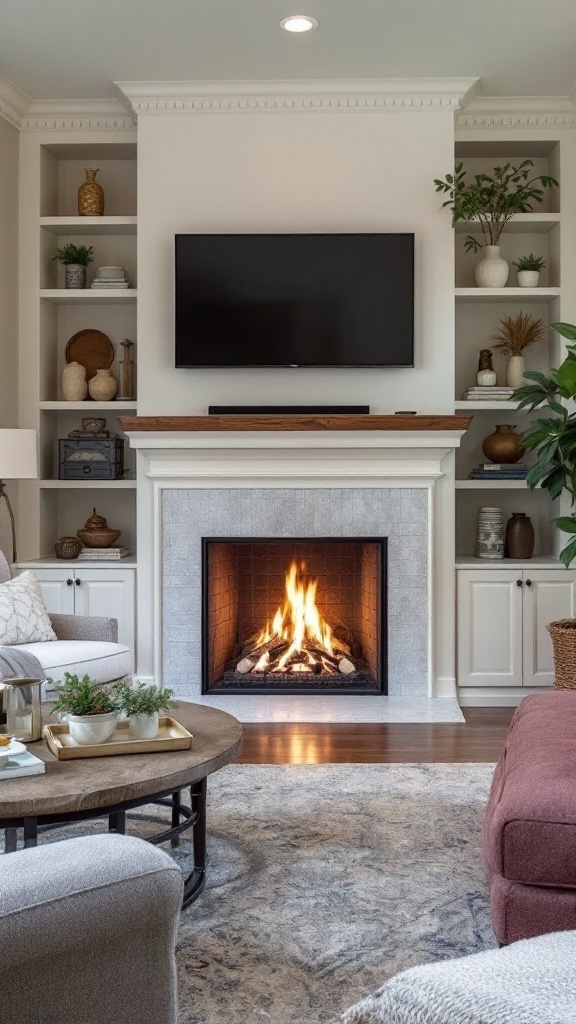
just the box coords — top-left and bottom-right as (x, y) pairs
(457, 570), (523, 686)
(73, 569), (135, 650)
(32, 569), (75, 615)
(522, 570), (576, 687)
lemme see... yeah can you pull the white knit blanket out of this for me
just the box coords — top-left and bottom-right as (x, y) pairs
(342, 930), (576, 1024)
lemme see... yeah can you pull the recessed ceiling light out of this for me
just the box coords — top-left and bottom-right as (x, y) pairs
(280, 15), (319, 32)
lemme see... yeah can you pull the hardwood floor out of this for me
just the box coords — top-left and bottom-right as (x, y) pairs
(236, 708), (514, 764)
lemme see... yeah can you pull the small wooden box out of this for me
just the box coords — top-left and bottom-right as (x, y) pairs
(43, 717), (193, 759)
(58, 437), (125, 480)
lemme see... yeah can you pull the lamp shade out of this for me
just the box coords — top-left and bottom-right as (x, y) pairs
(0, 429), (38, 479)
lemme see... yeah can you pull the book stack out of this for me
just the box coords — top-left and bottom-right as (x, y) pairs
(0, 749), (45, 778)
(79, 546), (131, 560)
(91, 266), (130, 290)
(462, 386), (516, 402)
(470, 463), (528, 481)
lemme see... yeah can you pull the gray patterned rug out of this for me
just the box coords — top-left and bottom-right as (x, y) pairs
(176, 763), (497, 1024)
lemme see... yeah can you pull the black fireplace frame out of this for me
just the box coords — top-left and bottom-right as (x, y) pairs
(201, 536), (388, 695)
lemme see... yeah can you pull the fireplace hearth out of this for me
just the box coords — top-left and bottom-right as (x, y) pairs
(203, 538), (387, 694)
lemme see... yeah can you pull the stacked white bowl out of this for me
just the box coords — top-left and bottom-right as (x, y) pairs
(91, 266), (129, 289)
(475, 506), (505, 559)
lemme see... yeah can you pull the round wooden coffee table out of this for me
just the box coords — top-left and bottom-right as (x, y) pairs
(0, 702), (243, 907)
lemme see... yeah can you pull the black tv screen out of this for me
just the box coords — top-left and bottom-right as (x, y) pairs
(175, 233), (414, 368)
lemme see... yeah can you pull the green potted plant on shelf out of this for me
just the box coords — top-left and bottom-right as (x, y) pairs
(433, 160), (557, 288)
(51, 672), (119, 744)
(512, 253), (546, 288)
(513, 321), (576, 567)
(491, 312), (548, 389)
(113, 680), (175, 739)
(51, 243), (95, 289)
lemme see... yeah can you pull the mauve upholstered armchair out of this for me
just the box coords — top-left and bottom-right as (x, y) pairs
(0, 833), (183, 1024)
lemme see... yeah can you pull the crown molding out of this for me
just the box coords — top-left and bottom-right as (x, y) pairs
(116, 78), (480, 115)
(0, 76), (30, 129)
(0, 84), (136, 131)
(456, 93), (576, 129)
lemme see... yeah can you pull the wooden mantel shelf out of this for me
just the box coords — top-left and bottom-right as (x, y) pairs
(119, 414), (472, 433)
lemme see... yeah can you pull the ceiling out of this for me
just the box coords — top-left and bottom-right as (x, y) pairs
(1, 0), (575, 102)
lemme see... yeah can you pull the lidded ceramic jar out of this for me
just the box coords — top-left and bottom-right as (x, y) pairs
(88, 368), (117, 401)
(77, 508), (121, 548)
(62, 361), (88, 401)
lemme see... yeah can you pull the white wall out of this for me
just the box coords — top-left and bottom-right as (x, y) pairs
(136, 109), (456, 413)
(0, 118), (19, 559)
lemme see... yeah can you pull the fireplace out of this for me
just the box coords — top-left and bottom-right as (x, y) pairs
(202, 538), (387, 694)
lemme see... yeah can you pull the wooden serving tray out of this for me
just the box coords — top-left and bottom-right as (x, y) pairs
(43, 717), (193, 760)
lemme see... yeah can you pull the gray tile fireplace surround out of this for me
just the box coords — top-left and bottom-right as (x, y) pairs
(162, 487), (429, 699)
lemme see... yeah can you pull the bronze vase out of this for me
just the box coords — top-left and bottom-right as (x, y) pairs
(78, 169), (104, 216)
(482, 424), (525, 464)
(506, 513), (535, 559)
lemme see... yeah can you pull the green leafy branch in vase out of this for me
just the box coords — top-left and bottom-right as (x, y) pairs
(512, 322), (576, 566)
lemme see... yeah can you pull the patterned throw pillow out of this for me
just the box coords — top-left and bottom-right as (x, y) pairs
(0, 571), (57, 645)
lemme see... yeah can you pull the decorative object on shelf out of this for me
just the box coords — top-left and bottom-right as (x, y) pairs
(482, 424), (525, 464)
(0, 429), (38, 564)
(79, 545), (130, 559)
(505, 512), (535, 559)
(491, 313), (548, 389)
(61, 360), (88, 401)
(54, 535), (82, 559)
(514, 320), (576, 567)
(65, 328), (114, 381)
(113, 680), (175, 740)
(51, 244), (95, 289)
(462, 386), (515, 402)
(91, 266), (130, 290)
(88, 368), (118, 401)
(1, 677), (43, 742)
(77, 508), (121, 548)
(78, 168), (104, 216)
(118, 339), (136, 399)
(51, 672), (119, 745)
(546, 619), (576, 689)
(433, 160), (558, 287)
(476, 349), (497, 387)
(513, 253), (546, 288)
(475, 506), (504, 560)
(470, 462), (527, 481)
(59, 420), (124, 480)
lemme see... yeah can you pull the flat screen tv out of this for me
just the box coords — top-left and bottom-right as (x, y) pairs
(174, 233), (414, 368)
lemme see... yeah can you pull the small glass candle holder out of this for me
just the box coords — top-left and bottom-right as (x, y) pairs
(1, 678), (43, 742)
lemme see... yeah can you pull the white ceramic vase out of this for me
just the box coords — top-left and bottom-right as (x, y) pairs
(88, 368), (118, 401)
(506, 355), (525, 389)
(62, 361), (88, 401)
(128, 711), (159, 740)
(477, 369), (497, 386)
(67, 711), (118, 745)
(517, 270), (540, 288)
(474, 245), (509, 288)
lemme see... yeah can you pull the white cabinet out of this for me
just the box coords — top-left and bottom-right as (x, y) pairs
(457, 568), (576, 688)
(33, 566), (135, 650)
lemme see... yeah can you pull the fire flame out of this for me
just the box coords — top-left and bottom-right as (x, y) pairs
(256, 561), (333, 671)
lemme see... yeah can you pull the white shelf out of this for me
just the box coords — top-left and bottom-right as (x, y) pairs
(456, 479), (529, 489)
(455, 288), (560, 303)
(40, 216), (137, 236)
(455, 401), (520, 410)
(456, 555), (562, 569)
(455, 213), (561, 234)
(40, 401), (137, 410)
(39, 480), (136, 489)
(19, 556), (137, 569)
(39, 289), (137, 304)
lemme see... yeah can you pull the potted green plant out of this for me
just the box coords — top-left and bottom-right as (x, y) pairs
(491, 312), (548, 388)
(512, 253), (546, 288)
(433, 160), (557, 288)
(113, 681), (174, 739)
(51, 672), (119, 744)
(513, 321), (576, 567)
(51, 243), (95, 289)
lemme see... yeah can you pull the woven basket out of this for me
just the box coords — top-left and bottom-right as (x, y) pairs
(546, 619), (576, 689)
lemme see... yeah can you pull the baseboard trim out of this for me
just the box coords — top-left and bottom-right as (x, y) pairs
(458, 686), (551, 707)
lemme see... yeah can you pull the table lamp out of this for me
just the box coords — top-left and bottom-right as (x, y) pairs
(0, 429), (38, 564)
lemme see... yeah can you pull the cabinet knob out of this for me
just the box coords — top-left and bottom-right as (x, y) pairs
(516, 579), (523, 587)
(66, 578), (73, 586)
(526, 579), (532, 587)
(75, 577), (81, 585)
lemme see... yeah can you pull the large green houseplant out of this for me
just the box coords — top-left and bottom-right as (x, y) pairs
(513, 321), (576, 567)
(433, 160), (558, 254)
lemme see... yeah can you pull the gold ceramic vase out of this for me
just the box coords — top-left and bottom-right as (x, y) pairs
(482, 424), (525, 464)
(78, 169), (104, 216)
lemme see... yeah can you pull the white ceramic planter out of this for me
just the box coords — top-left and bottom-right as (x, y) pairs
(128, 712), (159, 740)
(474, 245), (509, 288)
(517, 270), (540, 288)
(506, 355), (526, 389)
(67, 711), (118, 745)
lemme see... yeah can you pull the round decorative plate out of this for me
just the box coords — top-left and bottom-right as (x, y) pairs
(65, 329), (114, 380)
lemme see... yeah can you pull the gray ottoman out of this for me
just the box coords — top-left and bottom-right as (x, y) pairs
(342, 930), (576, 1024)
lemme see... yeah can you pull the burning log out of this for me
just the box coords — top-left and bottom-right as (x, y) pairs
(236, 656), (255, 674)
(338, 657), (356, 675)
